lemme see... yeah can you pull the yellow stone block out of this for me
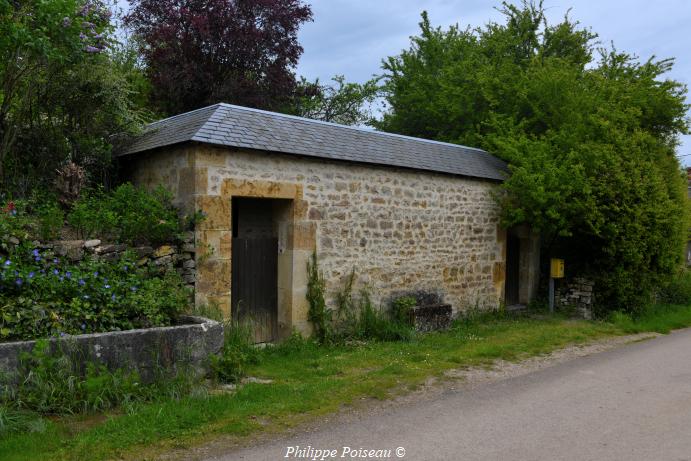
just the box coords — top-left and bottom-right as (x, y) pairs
(196, 195), (231, 230)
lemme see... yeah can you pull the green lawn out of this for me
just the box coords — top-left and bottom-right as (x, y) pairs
(2, 306), (691, 461)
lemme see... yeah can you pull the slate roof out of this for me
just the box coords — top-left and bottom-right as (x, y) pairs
(119, 103), (508, 182)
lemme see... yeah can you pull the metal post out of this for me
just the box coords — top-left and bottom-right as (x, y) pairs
(549, 277), (555, 313)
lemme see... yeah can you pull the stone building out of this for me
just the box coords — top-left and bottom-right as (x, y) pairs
(120, 103), (539, 341)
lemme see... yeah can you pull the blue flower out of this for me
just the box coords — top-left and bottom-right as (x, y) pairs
(81, 323), (86, 330)
(28, 272), (35, 279)
(34, 256), (41, 262)
(104, 284), (111, 289)
(59, 332), (66, 338)
(59, 276), (64, 282)
(15, 278), (22, 286)
(111, 294), (116, 301)
(65, 271), (72, 279)
(53, 269), (59, 275)
(93, 271), (99, 277)
(4, 260), (10, 266)
(123, 266), (128, 272)
(78, 279), (85, 286)
(130, 286), (138, 292)
(32, 249), (39, 257)
(53, 258), (59, 264)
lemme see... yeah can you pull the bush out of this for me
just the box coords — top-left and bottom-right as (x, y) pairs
(330, 270), (413, 343)
(210, 322), (260, 383)
(68, 183), (180, 245)
(0, 200), (33, 249)
(391, 296), (417, 325)
(0, 196), (64, 244)
(352, 294), (412, 342)
(0, 246), (190, 341)
(306, 251), (330, 343)
(657, 270), (691, 305)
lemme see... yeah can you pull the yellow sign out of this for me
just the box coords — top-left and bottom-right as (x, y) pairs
(550, 258), (565, 278)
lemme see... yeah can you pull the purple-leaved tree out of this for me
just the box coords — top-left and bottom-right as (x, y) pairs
(124, 0), (313, 115)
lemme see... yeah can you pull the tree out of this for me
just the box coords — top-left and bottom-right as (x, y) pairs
(378, 2), (690, 313)
(290, 75), (381, 126)
(124, 0), (313, 116)
(0, 0), (146, 195)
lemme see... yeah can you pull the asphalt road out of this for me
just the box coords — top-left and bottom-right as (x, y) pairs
(211, 329), (691, 461)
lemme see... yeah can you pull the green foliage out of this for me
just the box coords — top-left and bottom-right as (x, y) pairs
(391, 296), (417, 325)
(0, 247), (190, 341)
(608, 303), (691, 334)
(35, 201), (64, 241)
(330, 270), (413, 342)
(4, 341), (142, 415)
(68, 183), (180, 245)
(657, 270), (691, 305)
(306, 255), (413, 343)
(210, 322), (260, 384)
(0, 196), (63, 243)
(378, 1), (690, 313)
(0, 406), (46, 436)
(182, 209), (208, 232)
(306, 251), (330, 343)
(290, 75), (381, 125)
(0, 339), (200, 421)
(0, 1), (148, 196)
(0, 200), (31, 249)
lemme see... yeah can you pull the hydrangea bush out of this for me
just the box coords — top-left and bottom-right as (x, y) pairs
(0, 244), (190, 341)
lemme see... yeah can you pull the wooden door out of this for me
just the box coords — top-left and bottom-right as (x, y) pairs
(231, 237), (278, 343)
(505, 234), (520, 306)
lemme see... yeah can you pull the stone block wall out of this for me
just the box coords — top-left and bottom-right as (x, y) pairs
(125, 143), (514, 338)
(189, 145), (506, 335)
(555, 277), (594, 319)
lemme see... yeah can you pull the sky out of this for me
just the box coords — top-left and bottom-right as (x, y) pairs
(117, 0), (691, 163)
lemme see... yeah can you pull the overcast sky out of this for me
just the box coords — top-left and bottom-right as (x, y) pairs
(118, 0), (691, 163)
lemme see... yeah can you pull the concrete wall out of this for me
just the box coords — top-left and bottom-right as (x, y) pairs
(128, 143), (526, 339)
(0, 316), (223, 384)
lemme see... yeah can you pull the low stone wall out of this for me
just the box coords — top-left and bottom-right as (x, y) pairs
(410, 304), (453, 332)
(0, 316), (223, 384)
(34, 232), (198, 288)
(556, 277), (594, 319)
(396, 291), (453, 332)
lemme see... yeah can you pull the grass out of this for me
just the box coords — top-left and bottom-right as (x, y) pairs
(1, 305), (690, 460)
(609, 303), (691, 334)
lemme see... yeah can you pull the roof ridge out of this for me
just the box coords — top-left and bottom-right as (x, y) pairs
(147, 103), (223, 129)
(194, 103), (229, 137)
(214, 103), (488, 154)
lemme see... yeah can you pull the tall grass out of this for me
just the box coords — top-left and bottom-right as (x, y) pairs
(209, 320), (260, 384)
(0, 338), (202, 436)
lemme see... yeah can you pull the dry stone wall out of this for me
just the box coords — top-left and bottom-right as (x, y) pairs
(555, 277), (594, 319)
(197, 147), (506, 315)
(3, 233), (198, 289)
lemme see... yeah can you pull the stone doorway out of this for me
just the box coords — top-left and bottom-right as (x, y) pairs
(231, 197), (291, 343)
